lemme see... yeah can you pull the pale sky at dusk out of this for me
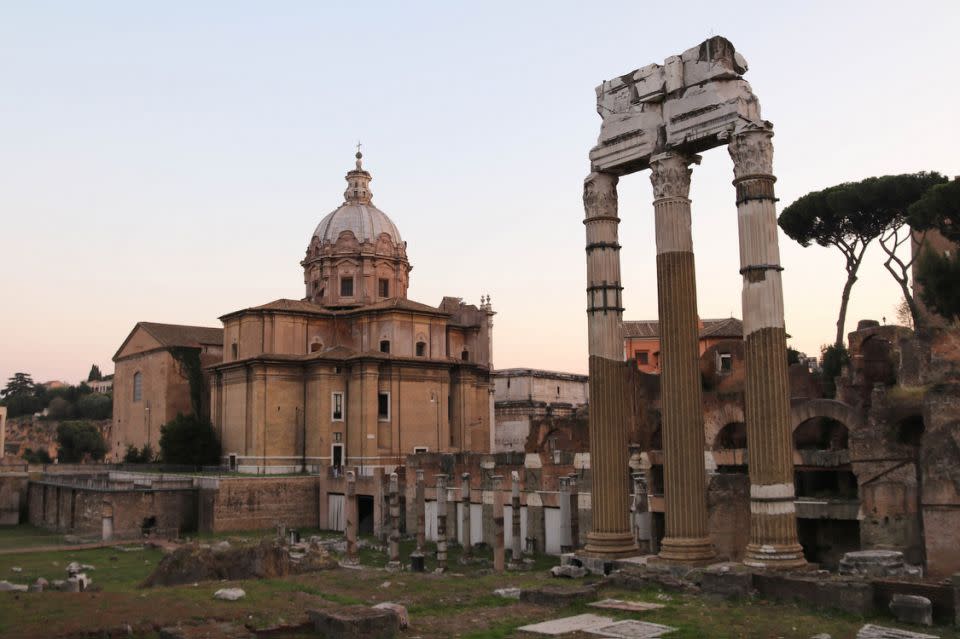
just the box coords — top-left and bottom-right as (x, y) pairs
(2, 1), (958, 385)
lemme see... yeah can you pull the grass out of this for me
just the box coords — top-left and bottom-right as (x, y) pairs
(1, 525), (959, 638)
(0, 523), (69, 551)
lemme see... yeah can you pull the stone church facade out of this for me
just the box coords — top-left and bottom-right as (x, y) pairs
(210, 152), (495, 473)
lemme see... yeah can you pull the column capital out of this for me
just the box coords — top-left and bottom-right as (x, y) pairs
(649, 152), (701, 200)
(729, 124), (774, 179)
(583, 171), (619, 219)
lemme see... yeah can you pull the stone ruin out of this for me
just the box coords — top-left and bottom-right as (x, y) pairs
(583, 35), (803, 569)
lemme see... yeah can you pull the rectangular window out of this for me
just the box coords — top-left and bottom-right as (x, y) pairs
(415, 341), (426, 357)
(378, 278), (389, 298)
(719, 353), (733, 372)
(413, 446), (428, 454)
(340, 276), (354, 297)
(379, 340), (390, 353)
(637, 351), (649, 365)
(133, 372), (142, 402)
(331, 392), (344, 421)
(378, 392), (390, 421)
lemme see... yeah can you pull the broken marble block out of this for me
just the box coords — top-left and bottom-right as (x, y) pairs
(888, 594), (933, 627)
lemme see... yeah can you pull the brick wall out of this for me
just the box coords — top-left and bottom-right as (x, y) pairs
(200, 476), (320, 533)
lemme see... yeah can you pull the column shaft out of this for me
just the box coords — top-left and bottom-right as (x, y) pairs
(729, 126), (805, 569)
(651, 152), (715, 564)
(582, 172), (638, 558)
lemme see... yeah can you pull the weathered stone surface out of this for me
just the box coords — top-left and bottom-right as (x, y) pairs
(889, 594), (933, 627)
(588, 599), (665, 612)
(520, 584), (598, 606)
(856, 624), (939, 639)
(700, 563), (753, 599)
(840, 551), (908, 578)
(494, 587), (521, 599)
(550, 564), (588, 579)
(213, 587), (246, 601)
(308, 606), (399, 639)
(158, 622), (255, 639)
(517, 614), (613, 636)
(0, 580), (28, 592)
(373, 602), (408, 629)
(753, 573), (873, 616)
(584, 619), (678, 638)
(143, 539), (334, 587)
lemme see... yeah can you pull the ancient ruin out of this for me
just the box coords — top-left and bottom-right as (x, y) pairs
(584, 36), (803, 567)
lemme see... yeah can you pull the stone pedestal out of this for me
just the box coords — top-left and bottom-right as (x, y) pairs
(650, 152), (715, 564)
(582, 171), (639, 559)
(386, 472), (401, 571)
(435, 474), (448, 572)
(460, 473), (472, 560)
(729, 126), (805, 570)
(632, 473), (651, 553)
(492, 475), (505, 572)
(345, 471), (359, 565)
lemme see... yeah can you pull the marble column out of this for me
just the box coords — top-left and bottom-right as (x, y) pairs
(568, 475), (579, 550)
(650, 151), (716, 564)
(492, 475), (505, 572)
(582, 171), (638, 558)
(460, 473), (472, 560)
(509, 471), (522, 568)
(729, 124), (806, 570)
(632, 473), (650, 553)
(411, 469), (425, 571)
(559, 477), (573, 553)
(387, 472), (401, 571)
(345, 470), (359, 565)
(436, 474), (448, 572)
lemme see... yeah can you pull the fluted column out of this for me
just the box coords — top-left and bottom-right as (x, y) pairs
(651, 151), (716, 564)
(583, 171), (638, 558)
(729, 124), (806, 570)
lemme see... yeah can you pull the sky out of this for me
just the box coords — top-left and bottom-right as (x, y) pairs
(2, 1), (959, 384)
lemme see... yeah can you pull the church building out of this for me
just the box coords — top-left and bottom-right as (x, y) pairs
(210, 152), (495, 473)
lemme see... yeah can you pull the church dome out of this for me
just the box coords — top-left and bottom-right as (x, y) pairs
(313, 202), (402, 245)
(311, 150), (402, 245)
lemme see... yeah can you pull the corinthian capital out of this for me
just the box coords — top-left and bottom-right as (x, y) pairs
(649, 152), (700, 200)
(729, 125), (774, 179)
(583, 172), (619, 218)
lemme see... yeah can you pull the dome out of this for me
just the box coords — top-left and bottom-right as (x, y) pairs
(313, 202), (402, 245)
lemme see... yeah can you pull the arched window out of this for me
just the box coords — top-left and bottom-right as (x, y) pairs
(310, 341), (322, 353)
(133, 372), (142, 402)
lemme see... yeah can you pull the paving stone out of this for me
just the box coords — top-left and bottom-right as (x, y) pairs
(585, 619), (677, 638)
(520, 584), (599, 606)
(856, 624), (939, 639)
(588, 599), (666, 612)
(517, 614), (614, 636)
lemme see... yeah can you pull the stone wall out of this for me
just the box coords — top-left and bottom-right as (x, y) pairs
(198, 475), (321, 533)
(27, 481), (197, 538)
(0, 467), (28, 525)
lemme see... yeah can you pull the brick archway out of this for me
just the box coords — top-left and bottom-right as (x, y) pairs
(790, 399), (862, 433)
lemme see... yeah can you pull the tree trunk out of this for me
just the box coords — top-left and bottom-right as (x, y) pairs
(836, 272), (857, 347)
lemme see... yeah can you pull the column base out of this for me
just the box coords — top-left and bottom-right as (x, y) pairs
(583, 531), (639, 559)
(743, 543), (807, 570)
(658, 536), (716, 564)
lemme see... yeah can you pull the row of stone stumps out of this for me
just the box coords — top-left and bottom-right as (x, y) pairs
(341, 468), (534, 574)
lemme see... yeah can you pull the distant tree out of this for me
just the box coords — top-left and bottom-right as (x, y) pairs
(2, 373), (36, 398)
(868, 173), (949, 328)
(159, 413), (221, 466)
(76, 393), (112, 420)
(895, 296), (914, 329)
(910, 179), (960, 323)
(820, 344), (850, 399)
(22, 448), (52, 464)
(779, 173), (946, 345)
(46, 397), (74, 420)
(56, 421), (107, 463)
(787, 347), (801, 366)
(87, 364), (103, 382)
(123, 443), (157, 464)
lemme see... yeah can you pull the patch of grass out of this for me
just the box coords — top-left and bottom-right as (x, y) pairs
(0, 544), (163, 592)
(0, 524), (67, 551)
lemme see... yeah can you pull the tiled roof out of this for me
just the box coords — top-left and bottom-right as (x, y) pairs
(249, 299), (332, 314)
(623, 317), (743, 339)
(356, 298), (448, 315)
(138, 322), (223, 347)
